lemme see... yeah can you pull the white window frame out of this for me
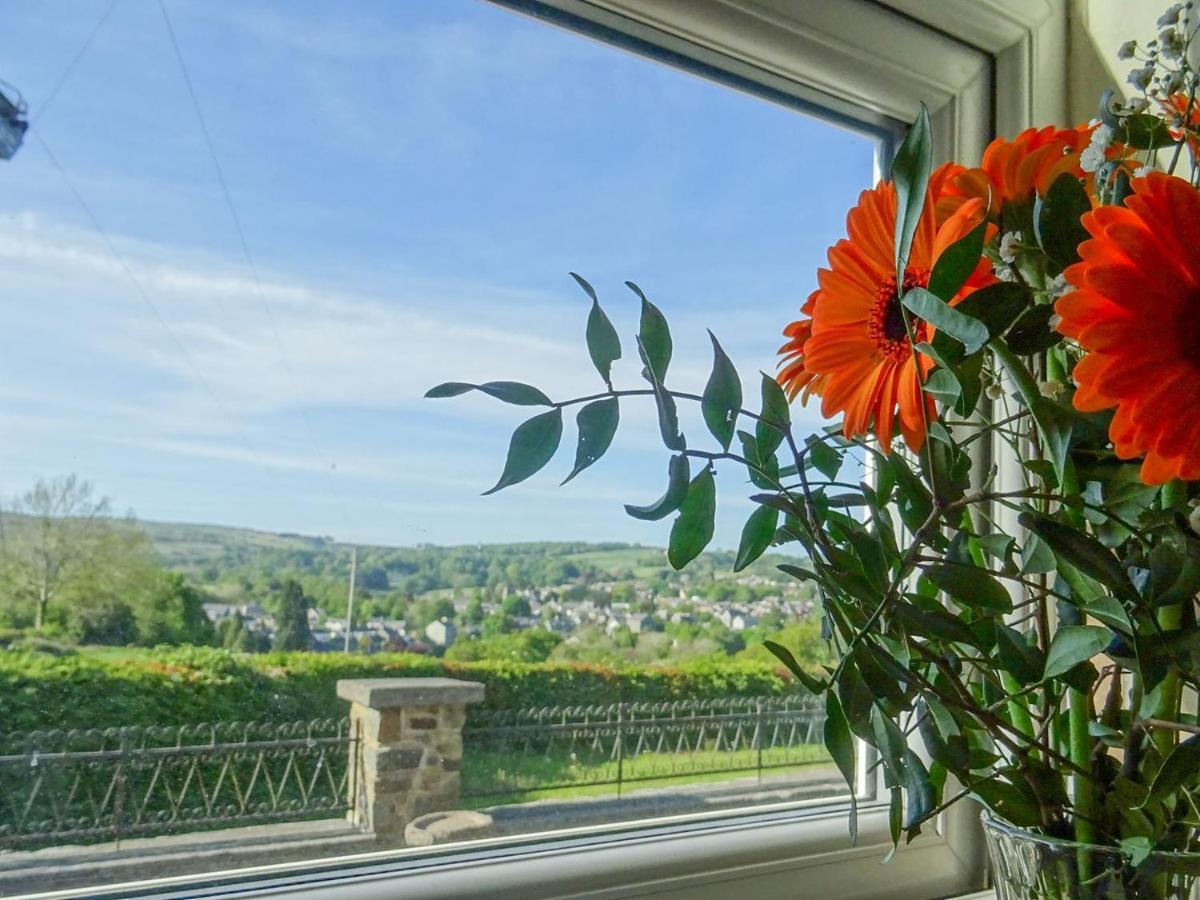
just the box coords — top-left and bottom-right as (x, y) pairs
(34, 3), (1064, 898)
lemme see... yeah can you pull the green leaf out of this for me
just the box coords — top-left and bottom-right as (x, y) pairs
(902, 750), (935, 831)
(425, 381), (474, 398)
(629, 281), (672, 379)
(425, 381), (552, 405)
(701, 331), (741, 451)
(824, 692), (858, 843)
(668, 467), (716, 570)
(483, 408), (564, 495)
(891, 103), (933, 280)
(1120, 836), (1155, 868)
(1020, 534), (1056, 576)
(995, 342), (1073, 483)
(893, 601), (979, 646)
(927, 221), (986, 301)
(756, 372), (791, 458)
(1147, 734), (1200, 802)
(971, 780), (1043, 828)
(763, 640), (826, 694)
(1006, 304), (1062, 355)
(923, 343), (984, 418)
(562, 398), (619, 484)
(1043, 625), (1109, 680)
(996, 625), (1044, 684)
(924, 563), (1013, 613)
(571, 273), (622, 390)
(625, 453), (690, 521)
(637, 336), (685, 451)
(734, 504), (779, 572)
(886, 452), (933, 532)
(902, 287), (990, 355)
(1019, 512), (1136, 600)
(1035, 173), (1091, 272)
(951, 282), (1034, 347)
(739, 430), (780, 490)
(807, 439), (842, 480)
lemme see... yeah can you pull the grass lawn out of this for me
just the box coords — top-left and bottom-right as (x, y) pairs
(461, 743), (834, 807)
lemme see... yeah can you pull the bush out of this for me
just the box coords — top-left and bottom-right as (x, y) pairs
(0, 645), (800, 732)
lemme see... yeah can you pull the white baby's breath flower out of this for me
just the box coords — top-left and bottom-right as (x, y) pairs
(1090, 124), (1115, 148)
(985, 382), (1005, 401)
(996, 266), (1017, 283)
(1080, 145), (1106, 173)
(1158, 3), (1185, 28)
(1129, 64), (1156, 92)
(999, 231), (1022, 264)
(1161, 28), (1187, 60)
(1047, 274), (1072, 299)
(1039, 381), (1066, 399)
(1117, 40), (1138, 60)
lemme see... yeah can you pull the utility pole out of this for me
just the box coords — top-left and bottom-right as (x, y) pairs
(344, 546), (357, 653)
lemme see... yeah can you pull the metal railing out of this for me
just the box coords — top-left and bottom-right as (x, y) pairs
(0, 719), (358, 850)
(461, 695), (828, 802)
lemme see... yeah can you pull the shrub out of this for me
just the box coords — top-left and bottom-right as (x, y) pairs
(0, 645), (799, 732)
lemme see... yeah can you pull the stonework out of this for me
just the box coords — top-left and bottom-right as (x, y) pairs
(336, 678), (484, 844)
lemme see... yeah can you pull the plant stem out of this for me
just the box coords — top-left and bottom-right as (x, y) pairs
(1069, 687), (1096, 844)
(1149, 602), (1186, 760)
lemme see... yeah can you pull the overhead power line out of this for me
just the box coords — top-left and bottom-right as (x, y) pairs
(156, 0), (343, 478)
(33, 0), (122, 127)
(31, 129), (289, 489)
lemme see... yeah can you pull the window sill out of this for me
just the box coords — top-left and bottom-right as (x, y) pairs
(53, 799), (984, 900)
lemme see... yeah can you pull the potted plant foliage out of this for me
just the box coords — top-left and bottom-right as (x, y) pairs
(428, 7), (1200, 896)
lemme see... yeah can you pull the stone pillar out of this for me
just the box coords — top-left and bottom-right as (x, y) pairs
(336, 677), (484, 845)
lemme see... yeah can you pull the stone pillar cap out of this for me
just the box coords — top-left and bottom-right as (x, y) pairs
(336, 677), (485, 708)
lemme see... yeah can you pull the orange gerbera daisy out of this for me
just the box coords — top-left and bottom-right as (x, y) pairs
(937, 125), (1095, 222)
(1056, 172), (1200, 483)
(778, 175), (990, 452)
(1162, 92), (1200, 156)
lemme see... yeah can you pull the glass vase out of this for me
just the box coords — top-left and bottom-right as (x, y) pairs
(983, 813), (1200, 899)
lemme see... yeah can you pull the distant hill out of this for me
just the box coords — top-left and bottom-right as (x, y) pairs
(139, 519), (342, 568)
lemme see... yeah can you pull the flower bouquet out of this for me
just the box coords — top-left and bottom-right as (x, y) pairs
(429, 6), (1200, 896)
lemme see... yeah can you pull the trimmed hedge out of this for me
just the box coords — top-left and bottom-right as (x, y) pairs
(0, 646), (797, 733)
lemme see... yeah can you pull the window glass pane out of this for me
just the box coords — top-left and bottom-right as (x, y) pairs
(0, 0), (878, 891)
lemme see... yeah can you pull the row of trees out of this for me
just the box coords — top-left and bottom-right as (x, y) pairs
(0, 476), (214, 645)
(0, 476), (315, 651)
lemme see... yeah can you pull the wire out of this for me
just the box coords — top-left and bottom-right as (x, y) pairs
(32, 0), (122, 126)
(30, 128), (290, 490)
(156, 0), (341, 476)
(156, 0), (358, 539)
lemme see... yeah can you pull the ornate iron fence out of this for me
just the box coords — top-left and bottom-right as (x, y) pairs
(0, 719), (358, 850)
(461, 696), (828, 802)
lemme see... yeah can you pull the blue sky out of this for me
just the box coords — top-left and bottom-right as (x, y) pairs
(0, 0), (878, 548)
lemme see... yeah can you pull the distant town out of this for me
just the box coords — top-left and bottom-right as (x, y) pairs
(0, 476), (826, 667)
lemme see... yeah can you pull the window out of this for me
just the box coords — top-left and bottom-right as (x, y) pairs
(0, 1), (1056, 897)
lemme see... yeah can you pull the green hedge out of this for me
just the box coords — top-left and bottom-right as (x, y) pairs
(0, 646), (798, 732)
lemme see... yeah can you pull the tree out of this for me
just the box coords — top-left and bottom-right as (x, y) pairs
(462, 594), (486, 625)
(444, 629), (561, 662)
(272, 578), (311, 651)
(500, 594), (531, 618)
(136, 573), (216, 646)
(0, 475), (113, 629)
(359, 565), (390, 592)
(480, 611), (515, 636)
(406, 596), (454, 632)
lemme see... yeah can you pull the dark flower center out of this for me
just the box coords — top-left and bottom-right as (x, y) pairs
(869, 268), (930, 362)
